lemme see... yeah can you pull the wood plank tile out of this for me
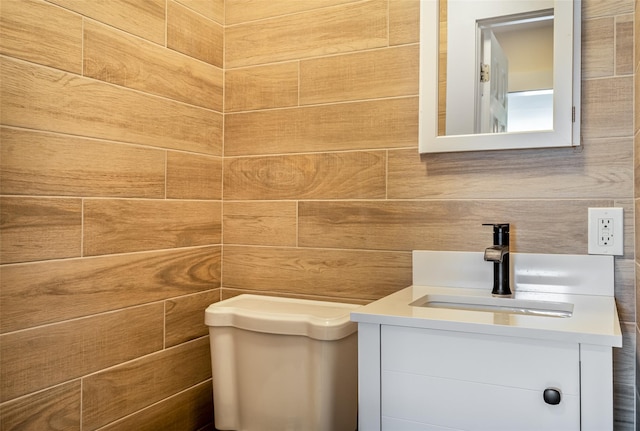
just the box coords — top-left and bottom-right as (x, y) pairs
(0, 246), (221, 333)
(167, 1), (223, 68)
(97, 381), (213, 431)
(223, 201), (297, 246)
(47, 0), (166, 44)
(223, 246), (412, 300)
(175, 0), (223, 23)
(225, 62), (299, 112)
(389, 0), (420, 45)
(615, 15), (634, 75)
(166, 152), (222, 200)
(0, 127), (165, 198)
(582, 17), (614, 79)
(0, 57), (222, 155)
(582, 76), (634, 138)
(165, 290), (219, 347)
(0, 380), (81, 431)
(225, 0), (388, 68)
(83, 199), (221, 256)
(84, 21), (223, 111)
(0, 197), (82, 265)
(300, 45), (419, 105)
(225, 0), (356, 25)
(298, 199), (616, 255)
(225, 97), (418, 155)
(0, 303), (164, 402)
(387, 138), (633, 199)
(582, 0), (634, 19)
(224, 152), (386, 199)
(614, 259), (636, 323)
(220, 288), (370, 305)
(82, 337), (212, 430)
(0, 0), (82, 73)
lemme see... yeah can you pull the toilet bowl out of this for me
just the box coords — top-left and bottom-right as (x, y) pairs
(205, 294), (359, 431)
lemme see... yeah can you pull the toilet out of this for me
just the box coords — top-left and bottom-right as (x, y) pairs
(205, 294), (360, 431)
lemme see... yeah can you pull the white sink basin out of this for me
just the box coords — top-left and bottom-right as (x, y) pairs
(410, 294), (574, 318)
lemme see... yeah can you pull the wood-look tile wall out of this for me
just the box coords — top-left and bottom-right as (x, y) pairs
(634, 0), (640, 424)
(1, 0), (636, 430)
(0, 0), (221, 429)
(223, 0), (636, 428)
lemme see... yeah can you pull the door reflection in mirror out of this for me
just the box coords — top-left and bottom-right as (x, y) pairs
(438, 1), (555, 136)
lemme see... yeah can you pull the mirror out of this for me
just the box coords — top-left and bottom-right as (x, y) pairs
(420, 0), (581, 153)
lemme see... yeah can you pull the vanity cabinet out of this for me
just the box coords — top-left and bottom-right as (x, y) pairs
(357, 320), (615, 431)
(352, 251), (621, 431)
(381, 325), (580, 430)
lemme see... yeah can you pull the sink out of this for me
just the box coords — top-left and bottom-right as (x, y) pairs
(410, 294), (574, 318)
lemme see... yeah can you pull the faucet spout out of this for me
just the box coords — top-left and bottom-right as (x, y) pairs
(484, 245), (509, 262)
(482, 224), (512, 297)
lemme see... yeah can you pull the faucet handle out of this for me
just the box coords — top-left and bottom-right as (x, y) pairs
(483, 223), (510, 246)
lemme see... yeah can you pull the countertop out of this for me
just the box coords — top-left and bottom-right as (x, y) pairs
(351, 284), (622, 347)
(350, 251), (623, 347)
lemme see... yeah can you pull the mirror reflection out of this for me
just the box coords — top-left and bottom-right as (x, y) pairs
(438, 0), (555, 136)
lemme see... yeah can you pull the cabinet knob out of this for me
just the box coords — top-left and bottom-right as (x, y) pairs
(543, 388), (562, 405)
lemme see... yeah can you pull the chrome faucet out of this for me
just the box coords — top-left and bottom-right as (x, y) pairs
(483, 223), (512, 296)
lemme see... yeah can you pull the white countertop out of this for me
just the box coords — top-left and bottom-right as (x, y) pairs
(351, 285), (622, 347)
(350, 251), (622, 347)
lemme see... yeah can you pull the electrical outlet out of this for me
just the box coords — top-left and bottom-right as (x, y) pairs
(588, 207), (623, 256)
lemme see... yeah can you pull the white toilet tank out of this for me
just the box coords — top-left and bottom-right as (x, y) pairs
(205, 294), (360, 431)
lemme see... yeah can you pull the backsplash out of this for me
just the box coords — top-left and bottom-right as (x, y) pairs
(0, 0), (636, 430)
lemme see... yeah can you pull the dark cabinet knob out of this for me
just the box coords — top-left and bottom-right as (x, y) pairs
(543, 388), (561, 405)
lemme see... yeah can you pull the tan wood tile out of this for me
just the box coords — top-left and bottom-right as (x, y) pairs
(223, 246), (412, 300)
(298, 199), (618, 255)
(175, 0), (224, 23)
(225, 0), (355, 25)
(300, 45), (419, 105)
(168, 1), (223, 68)
(225, 62), (299, 112)
(97, 381), (213, 431)
(615, 15), (634, 75)
(582, 0), (634, 19)
(0, 197), (82, 265)
(0, 303), (164, 402)
(0, 0), (82, 73)
(225, 0), (388, 68)
(84, 21), (223, 111)
(224, 97), (418, 156)
(47, 0), (166, 44)
(166, 152), (222, 200)
(389, 0), (420, 45)
(220, 288), (370, 305)
(223, 201), (298, 246)
(614, 258), (636, 322)
(82, 337), (211, 430)
(582, 76), (634, 138)
(0, 380), (81, 430)
(0, 57), (222, 156)
(0, 246), (221, 333)
(582, 17), (615, 79)
(165, 290), (220, 347)
(0, 127), (166, 198)
(224, 152), (386, 200)
(387, 138), (633, 199)
(83, 199), (221, 256)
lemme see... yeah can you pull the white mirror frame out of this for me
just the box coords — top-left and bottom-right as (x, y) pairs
(419, 0), (581, 153)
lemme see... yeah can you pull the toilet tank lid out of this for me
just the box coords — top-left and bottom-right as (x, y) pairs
(205, 294), (361, 340)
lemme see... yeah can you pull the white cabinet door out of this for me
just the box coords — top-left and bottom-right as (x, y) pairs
(381, 326), (580, 431)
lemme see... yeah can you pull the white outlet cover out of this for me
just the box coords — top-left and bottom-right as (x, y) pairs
(588, 207), (623, 256)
